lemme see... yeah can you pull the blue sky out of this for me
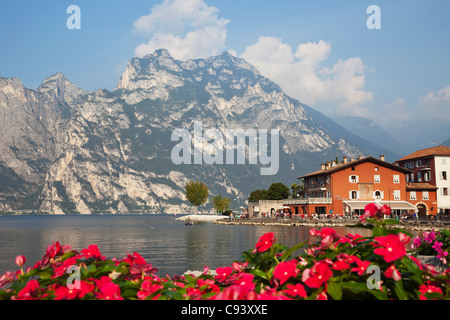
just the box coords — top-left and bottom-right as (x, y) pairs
(1, 0), (449, 146)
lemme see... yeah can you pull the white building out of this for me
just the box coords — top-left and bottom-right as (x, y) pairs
(396, 145), (450, 215)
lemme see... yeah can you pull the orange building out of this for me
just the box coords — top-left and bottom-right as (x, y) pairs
(286, 155), (416, 217)
(405, 183), (438, 217)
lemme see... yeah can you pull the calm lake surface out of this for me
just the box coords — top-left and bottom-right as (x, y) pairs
(0, 214), (370, 277)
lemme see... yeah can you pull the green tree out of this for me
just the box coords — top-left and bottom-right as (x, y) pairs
(290, 183), (304, 198)
(185, 180), (208, 209)
(247, 189), (268, 202)
(212, 194), (231, 214)
(267, 182), (290, 200)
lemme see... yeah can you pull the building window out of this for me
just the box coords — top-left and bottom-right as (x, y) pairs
(442, 171), (447, 180)
(374, 175), (380, 183)
(424, 171), (431, 182)
(415, 160), (422, 167)
(417, 172), (422, 182)
(405, 163), (409, 169)
(443, 188), (449, 196)
(410, 191), (417, 200)
(393, 190), (401, 200)
(375, 167), (379, 171)
(442, 158), (447, 165)
(349, 175), (359, 183)
(350, 191), (358, 200)
(351, 166), (356, 171)
(393, 175), (400, 184)
(374, 190), (382, 199)
(423, 191), (429, 200)
(410, 173), (414, 183)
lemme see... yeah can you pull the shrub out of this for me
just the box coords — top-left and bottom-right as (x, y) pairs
(0, 203), (449, 300)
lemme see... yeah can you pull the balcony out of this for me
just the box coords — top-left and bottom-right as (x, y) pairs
(284, 198), (332, 205)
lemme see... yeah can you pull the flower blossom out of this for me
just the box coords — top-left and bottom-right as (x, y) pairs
(373, 234), (408, 263)
(302, 261), (333, 289)
(255, 233), (275, 252)
(273, 260), (298, 285)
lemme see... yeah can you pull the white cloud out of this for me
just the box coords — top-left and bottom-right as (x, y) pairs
(240, 36), (374, 116)
(417, 85), (450, 121)
(133, 0), (229, 60)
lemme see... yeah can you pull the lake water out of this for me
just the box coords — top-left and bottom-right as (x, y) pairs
(0, 214), (369, 277)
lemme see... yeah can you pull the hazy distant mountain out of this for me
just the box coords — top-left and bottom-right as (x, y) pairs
(442, 139), (450, 147)
(0, 49), (399, 214)
(333, 116), (415, 158)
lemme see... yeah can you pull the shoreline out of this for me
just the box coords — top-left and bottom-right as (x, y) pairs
(214, 217), (450, 232)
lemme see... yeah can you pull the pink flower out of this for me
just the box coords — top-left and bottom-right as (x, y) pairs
(53, 281), (94, 300)
(137, 280), (163, 300)
(373, 234), (407, 263)
(15, 255), (26, 268)
(255, 233), (275, 252)
(384, 264), (401, 281)
(233, 273), (255, 292)
(273, 260), (298, 285)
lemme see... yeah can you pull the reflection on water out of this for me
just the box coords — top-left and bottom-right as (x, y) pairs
(0, 215), (373, 277)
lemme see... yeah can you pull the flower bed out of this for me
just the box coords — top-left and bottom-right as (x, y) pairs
(1, 203), (449, 300)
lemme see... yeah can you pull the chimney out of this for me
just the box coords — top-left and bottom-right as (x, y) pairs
(350, 158), (354, 162)
(321, 164), (326, 171)
(343, 156), (348, 164)
(331, 160), (336, 167)
(326, 161), (331, 170)
(358, 155), (363, 160)
(380, 155), (385, 161)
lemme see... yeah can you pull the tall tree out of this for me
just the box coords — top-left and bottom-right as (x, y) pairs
(267, 182), (290, 200)
(212, 194), (231, 214)
(185, 180), (208, 209)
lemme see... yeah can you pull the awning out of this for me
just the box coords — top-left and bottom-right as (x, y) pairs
(376, 201), (417, 210)
(343, 201), (375, 210)
(343, 201), (417, 211)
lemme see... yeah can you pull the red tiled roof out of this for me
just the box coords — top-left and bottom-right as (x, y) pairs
(298, 156), (411, 179)
(406, 183), (438, 190)
(397, 145), (450, 162)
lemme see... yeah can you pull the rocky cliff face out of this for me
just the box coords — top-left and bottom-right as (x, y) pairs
(0, 49), (386, 214)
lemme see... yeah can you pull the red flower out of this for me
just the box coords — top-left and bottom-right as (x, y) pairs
(14, 280), (47, 300)
(214, 284), (255, 300)
(94, 276), (123, 300)
(79, 244), (104, 260)
(137, 280), (163, 300)
(373, 234), (407, 262)
(233, 273), (255, 292)
(215, 266), (233, 282)
(384, 264), (401, 281)
(351, 260), (371, 276)
(273, 261), (298, 285)
(332, 260), (350, 271)
(255, 232), (275, 252)
(52, 256), (78, 278)
(302, 261), (333, 289)
(53, 281), (94, 300)
(419, 283), (444, 300)
(283, 283), (307, 298)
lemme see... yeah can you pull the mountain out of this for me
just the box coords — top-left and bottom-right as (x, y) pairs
(0, 49), (397, 214)
(442, 139), (450, 147)
(333, 116), (414, 159)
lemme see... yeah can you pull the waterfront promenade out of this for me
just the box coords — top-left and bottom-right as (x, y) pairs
(215, 216), (450, 232)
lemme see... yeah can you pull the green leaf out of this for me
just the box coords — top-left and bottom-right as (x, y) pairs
(381, 219), (400, 226)
(250, 268), (269, 280)
(60, 251), (77, 262)
(346, 223), (374, 230)
(280, 241), (308, 262)
(394, 280), (408, 300)
(341, 281), (368, 294)
(372, 226), (387, 237)
(327, 281), (342, 300)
